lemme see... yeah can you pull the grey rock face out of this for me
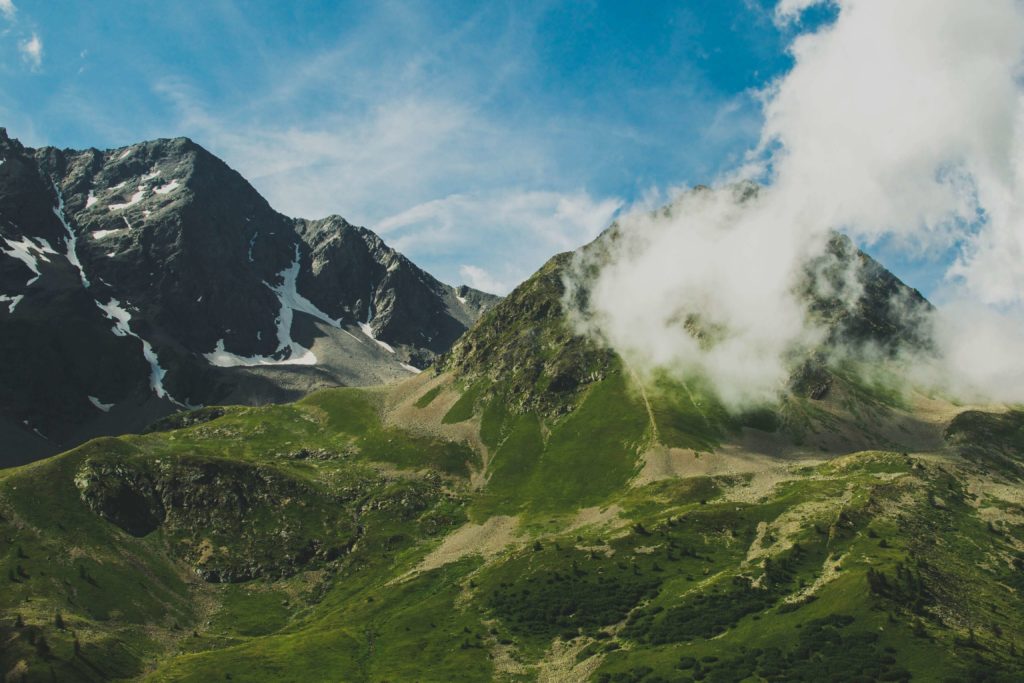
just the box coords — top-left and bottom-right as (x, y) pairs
(0, 129), (498, 465)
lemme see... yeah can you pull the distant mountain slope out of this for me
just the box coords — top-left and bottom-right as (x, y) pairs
(0, 129), (497, 465)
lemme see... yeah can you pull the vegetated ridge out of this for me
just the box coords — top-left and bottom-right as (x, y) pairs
(1, 193), (1022, 682)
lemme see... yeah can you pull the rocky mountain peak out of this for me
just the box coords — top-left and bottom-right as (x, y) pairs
(445, 209), (934, 417)
(0, 132), (498, 465)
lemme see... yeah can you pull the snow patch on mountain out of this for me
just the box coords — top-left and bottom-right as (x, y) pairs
(262, 245), (341, 363)
(153, 179), (180, 195)
(91, 228), (126, 240)
(96, 298), (135, 337)
(88, 395), (114, 412)
(270, 246), (344, 327)
(85, 191), (98, 208)
(357, 288), (396, 353)
(203, 245), (399, 368)
(0, 293), (23, 313)
(204, 338), (317, 367)
(108, 187), (147, 211)
(53, 185), (90, 288)
(359, 321), (396, 353)
(95, 298), (178, 404)
(1, 235), (51, 285)
(205, 245), (342, 367)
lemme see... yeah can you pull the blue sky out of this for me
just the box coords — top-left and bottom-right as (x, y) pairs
(2, 0), (947, 296)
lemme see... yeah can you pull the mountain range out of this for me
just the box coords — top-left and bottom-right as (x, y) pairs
(0, 138), (1022, 682)
(0, 129), (497, 466)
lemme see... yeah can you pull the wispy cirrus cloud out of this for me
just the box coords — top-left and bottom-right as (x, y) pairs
(142, 2), (760, 292)
(157, 74), (623, 292)
(378, 190), (624, 293)
(4, 2), (774, 292)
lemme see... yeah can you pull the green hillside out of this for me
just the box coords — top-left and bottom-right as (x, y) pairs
(3, 236), (1023, 682)
(2, 367), (1023, 681)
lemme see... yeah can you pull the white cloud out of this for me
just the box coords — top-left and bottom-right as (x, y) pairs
(570, 0), (1024, 407)
(459, 265), (508, 295)
(19, 32), (42, 69)
(0, 0), (15, 22)
(774, 0), (830, 26)
(378, 190), (622, 256)
(919, 301), (1024, 404)
(569, 186), (825, 408)
(757, 0), (1024, 300)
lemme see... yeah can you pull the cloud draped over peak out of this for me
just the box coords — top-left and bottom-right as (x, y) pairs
(570, 0), (1024, 406)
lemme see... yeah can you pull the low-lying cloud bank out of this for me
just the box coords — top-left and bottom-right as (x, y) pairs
(566, 0), (1024, 408)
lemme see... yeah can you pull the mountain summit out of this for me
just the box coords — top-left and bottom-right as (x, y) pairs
(0, 129), (497, 465)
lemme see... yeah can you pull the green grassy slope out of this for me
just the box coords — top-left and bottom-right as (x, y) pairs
(0, 388), (480, 681)
(1, 374), (1023, 682)
(1, 229), (1021, 681)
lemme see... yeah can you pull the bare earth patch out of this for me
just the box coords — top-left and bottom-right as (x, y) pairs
(401, 515), (521, 580)
(484, 617), (531, 679)
(568, 504), (625, 533)
(634, 444), (824, 504)
(745, 487), (854, 568)
(965, 477), (1024, 508)
(379, 373), (492, 487)
(785, 552), (847, 604)
(536, 637), (604, 683)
